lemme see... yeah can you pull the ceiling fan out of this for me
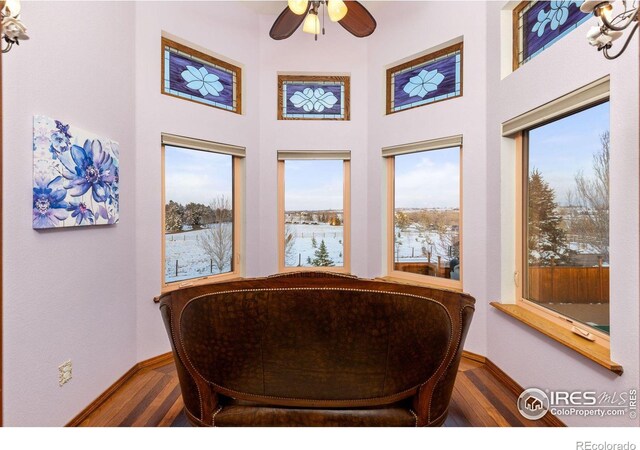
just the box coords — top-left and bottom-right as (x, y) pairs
(270, 0), (377, 40)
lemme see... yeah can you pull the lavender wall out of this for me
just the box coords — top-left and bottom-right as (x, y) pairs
(256, 14), (369, 277)
(487, 1), (640, 427)
(2, 1), (638, 427)
(365, 1), (491, 357)
(2, 1), (137, 426)
(134, 1), (261, 362)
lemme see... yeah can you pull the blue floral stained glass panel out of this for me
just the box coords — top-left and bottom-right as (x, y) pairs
(279, 76), (349, 120)
(518, 1), (589, 65)
(388, 43), (462, 114)
(162, 38), (240, 113)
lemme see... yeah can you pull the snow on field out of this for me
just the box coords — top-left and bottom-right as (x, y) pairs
(165, 224), (232, 283)
(394, 226), (457, 263)
(286, 223), (344, 267)
(165, 223), (344, 282)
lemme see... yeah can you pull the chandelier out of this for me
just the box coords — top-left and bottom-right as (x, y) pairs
(581, 0), (638, 59)
(1, 0), (28, 53)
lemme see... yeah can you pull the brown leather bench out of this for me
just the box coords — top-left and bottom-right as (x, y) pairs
(158, 272), (475, 427)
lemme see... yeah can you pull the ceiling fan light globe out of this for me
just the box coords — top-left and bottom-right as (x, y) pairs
(288, 0), (309, 15)
(327, 0), (348, 22)
(302, 12), (320, 34)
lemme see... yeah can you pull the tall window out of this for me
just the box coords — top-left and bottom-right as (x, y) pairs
(278, 152), (350, 272)
(513, 1), (590, 69)
(162, 134), (244, 291)
(520, 101), (610, 336)
(384, 139), (462, 290)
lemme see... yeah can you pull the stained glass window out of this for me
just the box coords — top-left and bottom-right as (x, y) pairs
(162, 37), (241, 114)
(278, 75), (350, 120)
(386, 42), (463, 115)
(514, 1), (590, 68)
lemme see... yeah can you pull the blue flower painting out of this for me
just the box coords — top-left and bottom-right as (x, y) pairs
(33, 115), (120, 229)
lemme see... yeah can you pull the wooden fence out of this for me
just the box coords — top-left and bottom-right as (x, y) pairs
(527, 266), (609, 304)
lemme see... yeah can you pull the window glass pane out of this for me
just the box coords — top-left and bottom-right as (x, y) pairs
(394, 147), (461, 280)
(284, 160), (344, 268)
(526, 102), (610, 334)
(164, 146), (233, 284)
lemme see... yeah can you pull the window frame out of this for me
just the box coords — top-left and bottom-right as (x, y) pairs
(514, 100), (611, 347)
(161, 136), (244, 293)
(384, 141), (463, 291)
(277, 152), (351, 273)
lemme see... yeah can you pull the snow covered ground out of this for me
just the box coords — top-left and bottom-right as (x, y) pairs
(165, 224), (232, 283)
(394, 226), (458, 263)
(165, 222), (344, 282)
(285, 223), (344, 267)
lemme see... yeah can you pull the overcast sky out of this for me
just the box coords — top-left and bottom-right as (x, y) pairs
(285, 159), (344, 212)
(529, 101), (609, 206)
(165, 101), (609, 211)
(165, 146), (232, 205)
(395, 146), (460, 209)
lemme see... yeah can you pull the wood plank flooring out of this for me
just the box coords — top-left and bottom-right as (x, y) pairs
(78, 356), (550, 427)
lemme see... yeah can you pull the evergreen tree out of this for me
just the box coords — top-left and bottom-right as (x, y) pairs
(311, 236), (318, 248)
(165, 200), (184, 233)
(528, 169), (572, 265)
(310, 240), (335, 267)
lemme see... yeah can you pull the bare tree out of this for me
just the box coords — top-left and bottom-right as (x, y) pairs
(413, 209), (459, 261)
(197, 195), (233, 273)
(284, 223), (298, 266)
(567, 131), (609, 261)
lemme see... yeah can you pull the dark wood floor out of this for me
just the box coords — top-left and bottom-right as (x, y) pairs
(78, 357), (549, 427)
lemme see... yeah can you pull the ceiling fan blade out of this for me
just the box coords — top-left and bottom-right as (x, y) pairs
(270, 5), (308, 40)
(338, 1), (377, 38)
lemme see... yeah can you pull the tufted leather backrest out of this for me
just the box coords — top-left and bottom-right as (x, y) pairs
(159, 272), (475, 425)
(180, 288), (452, 402)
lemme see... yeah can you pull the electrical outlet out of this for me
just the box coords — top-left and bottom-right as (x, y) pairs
(58, 360), (72, 386)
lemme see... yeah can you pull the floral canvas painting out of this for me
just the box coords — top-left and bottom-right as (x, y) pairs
(33, 115), (119, 229)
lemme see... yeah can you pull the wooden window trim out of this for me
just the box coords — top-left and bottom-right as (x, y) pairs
(277, 157), (351, 273)
(490, 302), (622, 375)
(161, 143), (244, 294)
(512, 1), (529, 71)
(514, 129), (611, 348)
(161, 37), (242, 115)
(384, 146), (463, 292)
(386, 42), (463, 116)
(277, 75), (350, 121)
